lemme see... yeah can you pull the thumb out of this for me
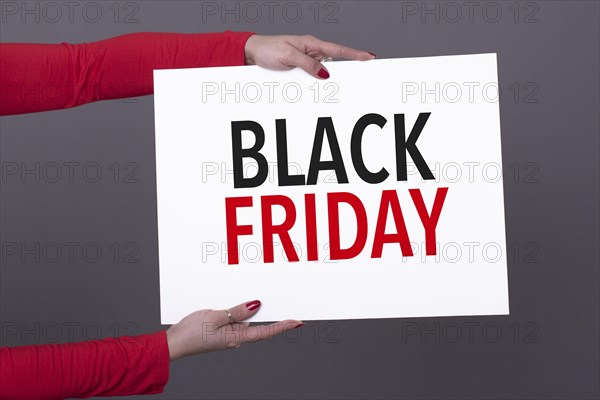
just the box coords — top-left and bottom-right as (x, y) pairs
(285, 47), (330, 79)
(219, 300), (262, 326)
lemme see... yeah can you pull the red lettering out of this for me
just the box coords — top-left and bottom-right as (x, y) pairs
(305, 193), (318, 261)
(225, 188), (448, 264)
(225, 196), (253, 265)
(371, 189), (413, 258)
(409, 188), (449, 256)
(328, 192), (368, 260)
(261, 195), (299, 263)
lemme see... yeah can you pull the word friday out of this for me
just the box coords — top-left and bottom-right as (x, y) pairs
(224, 112), (449, 265)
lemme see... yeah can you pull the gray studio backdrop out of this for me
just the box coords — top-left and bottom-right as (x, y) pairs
(1, 1), (598, 399)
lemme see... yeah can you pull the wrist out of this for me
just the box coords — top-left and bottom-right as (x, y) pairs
(244, 34), (258, 65)
(166, 325), (183, 361)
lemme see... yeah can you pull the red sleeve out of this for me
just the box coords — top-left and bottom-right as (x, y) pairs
(0, 331), (170, 399)
(0, 30), (255, 116)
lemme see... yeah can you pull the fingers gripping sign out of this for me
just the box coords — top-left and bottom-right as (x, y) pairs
(244, 34), (376, 80)
(166, 300), (303, 360)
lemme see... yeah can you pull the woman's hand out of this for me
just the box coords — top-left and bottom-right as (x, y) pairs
(166, 300), (302, 361)
(244, 34), (376, 79)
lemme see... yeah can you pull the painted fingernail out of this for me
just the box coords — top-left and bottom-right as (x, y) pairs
(295, 323), (304, 329)
(317, 68), (330, 79)
(246, 300), (261, 311)
(368, 52), (377, 58)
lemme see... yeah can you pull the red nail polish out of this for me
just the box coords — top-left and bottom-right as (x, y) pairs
(246, 300), (261, 311)
(368, 52), (377, 58)
(317, 68), (330, 79)
(295, 323), (304, 329)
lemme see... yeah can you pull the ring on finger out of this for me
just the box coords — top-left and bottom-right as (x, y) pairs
(225, 309), (234, 324)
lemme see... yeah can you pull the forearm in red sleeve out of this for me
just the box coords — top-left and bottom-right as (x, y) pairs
(0, 30), (255, 116)
(0, 330), (170, 399)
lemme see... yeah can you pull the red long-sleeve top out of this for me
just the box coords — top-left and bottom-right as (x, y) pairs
(0, 332), (169, 399)
(0, 30), (254, 115)
(0, 30), (254, 398)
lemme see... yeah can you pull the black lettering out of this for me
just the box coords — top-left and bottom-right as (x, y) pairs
(231, 120), (269, 188)
(351, 113), (389, 184)
(307, 117), (349, 185)
(276, 119), (306, 186)
(394, 113), (434, 181)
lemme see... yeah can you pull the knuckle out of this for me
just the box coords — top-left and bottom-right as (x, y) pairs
(206, 310), (223, 322)
(232, 309), (244, 321)
(311, 58), (322, 69)
(282, 47), (296, 61)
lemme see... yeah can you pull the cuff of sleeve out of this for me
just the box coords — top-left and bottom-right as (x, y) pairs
(223, 30), (256, 66)
(145, 330), (171, 394)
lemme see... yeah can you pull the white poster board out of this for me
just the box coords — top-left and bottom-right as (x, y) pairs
(154, 54), (509, 323)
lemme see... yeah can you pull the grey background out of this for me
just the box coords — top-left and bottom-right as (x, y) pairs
(1, 0), (598, 399)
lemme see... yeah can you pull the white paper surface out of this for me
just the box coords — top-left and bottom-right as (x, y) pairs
(154, 54), (509, 323)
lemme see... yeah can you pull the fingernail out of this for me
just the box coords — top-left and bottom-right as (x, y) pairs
(317, 68), (330, 79)
(295, 323), (304, 329)
(246, 300), (261, 311)
(368, 52), (377, 58)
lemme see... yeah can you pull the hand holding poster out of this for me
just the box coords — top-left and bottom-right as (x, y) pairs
(154, 54), (509, 323)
